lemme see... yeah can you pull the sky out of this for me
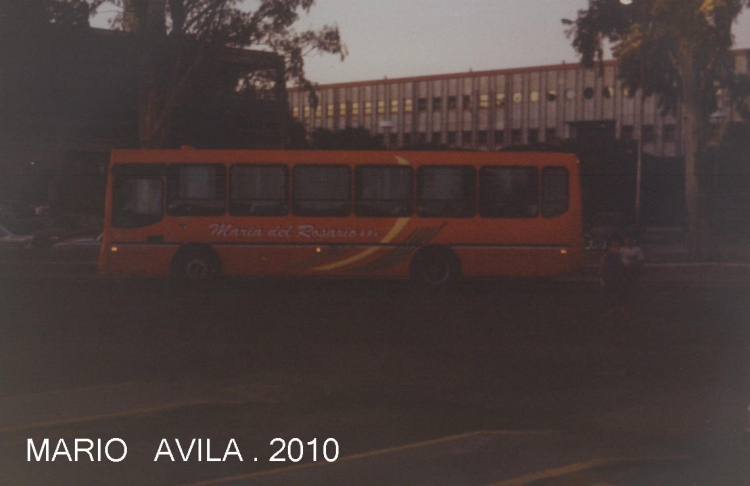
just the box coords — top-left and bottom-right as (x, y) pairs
(93, 0), (750, 85)
(297, 0), (750, 84)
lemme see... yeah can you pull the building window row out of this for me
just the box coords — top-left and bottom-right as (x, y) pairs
(293, 84), (630, 120)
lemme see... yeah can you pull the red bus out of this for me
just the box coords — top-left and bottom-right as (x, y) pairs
(99, 149), (584, 284)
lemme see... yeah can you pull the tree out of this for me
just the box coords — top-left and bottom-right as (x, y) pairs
(105, 0), (346, 148)
(564, 0), (749, 259)
(0, 0), (103, 27)
(0, 0), (104, 148)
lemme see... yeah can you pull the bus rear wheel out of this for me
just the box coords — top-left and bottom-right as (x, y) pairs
(171, 246), (222, 284)
(410, 247), (460, 287)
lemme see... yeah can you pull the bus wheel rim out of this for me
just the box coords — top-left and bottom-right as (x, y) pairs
(424, 261), (450, 284)
(185, 259), (210, 280)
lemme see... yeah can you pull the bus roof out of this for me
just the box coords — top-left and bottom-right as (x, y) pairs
(109, 149), (579, 168)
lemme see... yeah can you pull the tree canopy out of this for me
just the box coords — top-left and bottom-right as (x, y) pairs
(100, 0), (346, 148)
(109, 0), (345, 92)
(0, 0), (108, 149)
(1, 0), (343, 148)
(1, 0), (346, 148)
(563, 0), (749, 258)
(564, 0), (746, 121)
(0, 0), (102, 28)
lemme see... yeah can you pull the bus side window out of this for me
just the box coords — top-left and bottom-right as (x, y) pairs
(113, 176), (164, 228)
(541, 167), (569, 218)
(355, 165), (413, 217)
(416, 166), (475, 218)
(167, 164), (226, 216)
(292, 165), (351, 217)
(230, 165), (288, 216)
(479, 166), (539, 218)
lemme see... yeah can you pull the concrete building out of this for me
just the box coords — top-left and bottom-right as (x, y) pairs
(290, 50), (750, 154)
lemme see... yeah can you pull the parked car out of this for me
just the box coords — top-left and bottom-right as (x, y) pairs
(52, 233), (103, 248)
(50, 232), (103, 263)
(29, 214), (102, 249)
(0, 224), (34, 248)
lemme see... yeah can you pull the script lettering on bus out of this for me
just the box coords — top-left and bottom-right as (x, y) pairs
(208, 223), (379, 239)
(209, 223), (263, 238)
(267, 226), (294, 237)
(297, 224), (359, 239)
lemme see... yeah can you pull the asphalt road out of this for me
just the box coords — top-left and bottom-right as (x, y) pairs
(1, 261), (750, 484)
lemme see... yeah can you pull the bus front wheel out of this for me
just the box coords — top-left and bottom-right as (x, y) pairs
(171, 246), (222, 283)
(410, 247), (460, 287)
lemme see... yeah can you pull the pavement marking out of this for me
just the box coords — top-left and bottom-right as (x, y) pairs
(221, 384), (286, 404)
(178, 429), (555, 486)
(488, 455), (690, 486)
(0, 399), (243, 435)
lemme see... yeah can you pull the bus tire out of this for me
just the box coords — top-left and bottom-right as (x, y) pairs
(171, 245), (222, 284)
(409, 247), (460, 287)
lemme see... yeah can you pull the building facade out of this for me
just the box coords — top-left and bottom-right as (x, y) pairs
(290, 50), (750, 155)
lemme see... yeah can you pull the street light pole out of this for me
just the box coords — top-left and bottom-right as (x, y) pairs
(710, 107), (728, 192)
(635, 121), (642, 225)
(635, 77), (644, 227)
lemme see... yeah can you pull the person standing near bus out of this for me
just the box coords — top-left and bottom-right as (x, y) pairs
(600, 233), (627, 317)
(620, 233), (645, 300)
(621, 234), (645, 275)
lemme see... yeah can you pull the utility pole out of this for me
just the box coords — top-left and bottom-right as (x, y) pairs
(635, 70), (644, 227)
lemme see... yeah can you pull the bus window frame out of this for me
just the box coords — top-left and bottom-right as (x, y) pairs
(416, 165), (476, 218)
(541, 166), (570, 218)
(478, 165), (540, 219)
(354, 164), (414, 218)
(229, 163), (289, 217)
(292, 164), (352, 217)
(112, 174), (165, 229)
(166, 163), (227, 217)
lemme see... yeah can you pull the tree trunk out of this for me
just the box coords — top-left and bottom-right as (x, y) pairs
(682, 98), (705, 259)
(137, 76), (159, 148)
(679, 44), (713, 261)
(137, 76), (172, 149)
(128, 0), (170, 148)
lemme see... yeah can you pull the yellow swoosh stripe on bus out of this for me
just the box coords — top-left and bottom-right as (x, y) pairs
(313, 217), (411, 271)
(353, 224), (446, 273)
(395, 155), (410, 166)
(313, 154), (413, 272)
